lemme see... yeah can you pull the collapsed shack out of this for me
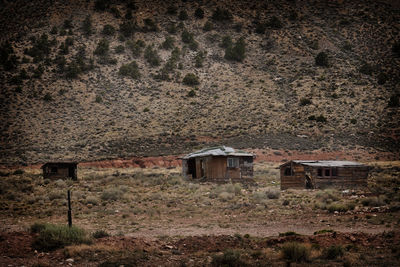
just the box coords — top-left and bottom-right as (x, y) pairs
(280, 160), (369, 190)
(41, 162), (78, 180)
(182, 146), (254, 182)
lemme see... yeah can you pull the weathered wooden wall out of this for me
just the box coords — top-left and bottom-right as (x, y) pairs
(280, 163), (305, 189)
(310, 166), (369, 189)
(43, 166), (69, 179)
(280, 162), (369, 190)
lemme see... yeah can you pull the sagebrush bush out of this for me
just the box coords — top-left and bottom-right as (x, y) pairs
(225, 37), (246, 62)
(119, 61), (140, 79)
(322, 245), (344, 259)
(144, 46), (161, 66)
(361, 196), (386, 207)
(300, 98), (312, 106)
(102, 24), (115, 36)
(211, 249), (246, 266)
(281, 242), (311, 263)
(195, 7), (204, 19)
(161, 36), (175, 50)
(183, 73), (200, 86)
(178, 10), (188, 20)
(101, 188), (123, 201)
(92, 229), (109, 239)
(32, 223), (90, 251)
(212, 7), (232, 22)
(82, 15), (93, 36)
(203, 21), (213, 31)
(119, 21), (136, 37)
(94, 39), (109, 56)
(266, 188), (280, 199)
(315, 52), (329, 67)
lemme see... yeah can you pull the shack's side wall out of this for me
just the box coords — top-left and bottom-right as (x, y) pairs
(280, 163), (306, 189)
(239, 157), (253, 178)
(43, 166), (69, 179)
(310, 166), (369, 188)
(182, 160), (188, 179)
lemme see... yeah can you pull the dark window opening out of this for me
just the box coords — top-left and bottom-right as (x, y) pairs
(284, 167), (292, 176)
(317, 168), (322, 176)
(227, 158), (239, 168)
(50, 167), (58, 173)
(332, 168), (338, 176)
(324, 169), (330, 177)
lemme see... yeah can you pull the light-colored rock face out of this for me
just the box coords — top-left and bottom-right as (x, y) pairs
(0, 0), (399, 164)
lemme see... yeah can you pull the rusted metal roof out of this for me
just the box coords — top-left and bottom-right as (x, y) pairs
(183, 146), (253, 159)
(280, 160), (366, 168)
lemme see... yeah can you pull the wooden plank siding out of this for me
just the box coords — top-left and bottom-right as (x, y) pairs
(280, 162), (369, 190)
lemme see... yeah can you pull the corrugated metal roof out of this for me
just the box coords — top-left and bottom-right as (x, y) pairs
(291, 160), (366, 167)
(183, 146), (253, 159)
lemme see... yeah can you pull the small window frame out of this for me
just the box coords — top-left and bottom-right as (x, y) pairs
(227, 157), (239, 168)
(284, 167), (292, 176)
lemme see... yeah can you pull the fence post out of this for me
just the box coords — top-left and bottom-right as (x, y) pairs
(67, 190), (72, 227)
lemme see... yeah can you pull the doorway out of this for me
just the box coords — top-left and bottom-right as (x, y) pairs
(305, 175), (314, 189)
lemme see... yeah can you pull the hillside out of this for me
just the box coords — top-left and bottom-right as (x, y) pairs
(0, 0), (399, 165)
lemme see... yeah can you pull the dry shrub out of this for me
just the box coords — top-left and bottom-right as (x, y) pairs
(281, 242), (311, 263)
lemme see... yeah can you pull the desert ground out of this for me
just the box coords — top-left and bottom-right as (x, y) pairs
(1, 160), (399, 266)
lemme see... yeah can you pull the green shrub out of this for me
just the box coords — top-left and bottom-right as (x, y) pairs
(392, 41), (400, 56)
(43, 93), (53, 102)
(126, 40), (144, 57)
(161, 36), (175, 50)
(187, 89), (196, 97)
(225, 37), (246, 62)
(115, 45), (125, 54)
(361, 196), (386, 207)
(94, 0), (110, 11)
(220, 35), (232, 48)
(327, 202), (348, 213)
(388, 94), (399, 107)
(195, 51), (206, 67)
(102, 24), (115, 36)
(279, 231), (299, 237)
(32, 223), (90, 251)
(94, 39), (109, 56)
(82, 15), (93, 36)
(119, 21), (136, 37)
(212, 7), (232, 22)
(181, 29), (194, 43)
(377, 72), (388, 85)
(95, 95), (102, 103)
(144, 45), (161, 66)
(195, 7), (204, 19)
(92, 230), (109, 239)
(322, 245), (344, 259)
(313, 229), (334, 235)
(315, 52), (329, 67)
(316, 115), (327, 123)
(281, 242), (310, 263)
(266, 188), (280, 199)
(167, 5), (177, 15)
(359, 62), (374, 75)
(350, 118), (357, 124)
(143, 18), (158, 32)
(267, 16), (283, 29)
(25, 33), (52, 62)
(63, 19), (73, 29)
(50, 26), (58, 34)
(203, 21), (213, 31)
(211, 249), (247, 267)
(119, 61), (140, 79)
(178, 10), (188, 20)
(31, 222), (47, 233)
(300, 98), (312, 106)
(101, 188), (123, 201)
(255, 22), (266, 34)
(183, 73), (200, 86)
(166, 23), (177, 34)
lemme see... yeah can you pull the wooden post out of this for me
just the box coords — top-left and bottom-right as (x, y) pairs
(67, 190), (72, 227)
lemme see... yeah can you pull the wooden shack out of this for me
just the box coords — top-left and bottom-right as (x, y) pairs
(41, 162), (78, 180)
(280, 160), (369, 190)
(182, 146), (254, 181)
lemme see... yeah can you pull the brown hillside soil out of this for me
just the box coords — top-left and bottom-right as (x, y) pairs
(0, 231), (399, 266)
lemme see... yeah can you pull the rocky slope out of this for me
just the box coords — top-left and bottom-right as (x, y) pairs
(0, 0), (399, 164)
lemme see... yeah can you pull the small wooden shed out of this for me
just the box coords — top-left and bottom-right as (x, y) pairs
(280, 160), (369, 190)
(41, 162), (78, 180)
(182, 146), (254, 181)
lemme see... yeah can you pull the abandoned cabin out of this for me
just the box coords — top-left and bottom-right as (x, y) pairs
(182, 146), (254, 181)
(41, 162), (78, 180)
(280, 160), (369, 190)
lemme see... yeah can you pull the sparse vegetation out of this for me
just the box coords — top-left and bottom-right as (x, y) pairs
(315, 52), (329, 67)
(31, 223), (90, 251)
(144, 45), (161, 66)
(183, 73), (200, 86)
(94, 39), (109, 56)
(119, 61), (140, 79)
(224, 37), (246, 62)
(102, 24), (115, 36)
(281, 242), (310, 263)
